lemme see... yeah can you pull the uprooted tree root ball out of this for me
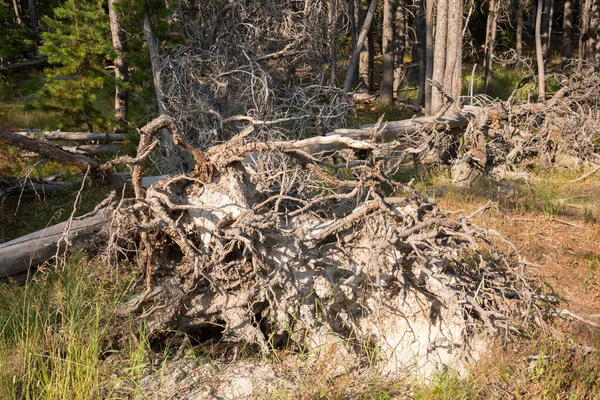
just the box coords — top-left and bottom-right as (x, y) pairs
(103, 124), (549, 377)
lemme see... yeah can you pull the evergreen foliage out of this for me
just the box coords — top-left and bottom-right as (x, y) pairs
(38, 0), (113, 131)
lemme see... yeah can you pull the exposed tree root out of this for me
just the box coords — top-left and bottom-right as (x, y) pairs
(106, 119), (549, 376)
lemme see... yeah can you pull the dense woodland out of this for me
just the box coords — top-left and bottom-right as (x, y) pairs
(0, 1), (599, 399)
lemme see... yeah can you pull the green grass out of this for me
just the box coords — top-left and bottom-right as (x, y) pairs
(0, 257), (145, 400)
(462, 66), (533, 101)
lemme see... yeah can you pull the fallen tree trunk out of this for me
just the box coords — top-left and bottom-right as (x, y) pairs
(0, 129), (131, 195)
(0, 174), (70, 199)
(329, 111), (474, 140)
(30, 131), (131, 142)
(61, 144), (123, 155)
(0, 57), (49, 73)
(0, 208), (110, 278)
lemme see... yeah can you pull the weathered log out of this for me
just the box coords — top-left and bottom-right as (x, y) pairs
(0, 130), (131, 195)
(61, 144), (123, 155)
(0, 57), (48, 73)
(0, 208), (110, 278)
(40, 132), (131, 142)
(328, 111), (474, 140)
(0, 174), (70, 198)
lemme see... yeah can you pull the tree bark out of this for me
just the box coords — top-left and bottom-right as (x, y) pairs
(380, 0), (395, 104)
(431, 0), (463, 114)
(540, 0), (552, 59)
(516, 0), (525, 58)
(412, 0), (426, 107)
(142, 6), (167, 117)
(0, 209), (110, 278)
(483, 0), (499, 95)
(535, 0), (546, 99)
(579, 0), (592, 69)
(11, 0), (22, 24)
(328, 0), (338, 87)
(562, 0), (573, 66)
(28, 0), (38, 38)
(343, 0), (378, 92)
(424, 0), (434, 114)
(394, 0), (406, 96)
(108, 0), (129, 128)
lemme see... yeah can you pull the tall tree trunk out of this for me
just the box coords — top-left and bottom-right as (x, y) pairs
(424, 0), (434, 114)
(541, 0), (552, 59)
(431, 0), (463, 114)
(380, 0), (395, 104)
(28, 0), (38, 38)
(394, 0), (406, 96)
(109, 0), (129, 128)
(483, 0), (499, 95)
(142, 5), (174, 155)
(562, 0), (573, 66)
(516, 0), (525, 58)
(343, 0), (378, 92)
(535, 0), (546, 100)
(143, 6), (166, 116)
(329, 0), (338, 87)
(412, 0), (426, 107)
(579, 0), (592, 70)
(592, 0), (600, 68)
(11, 0), (22, 24)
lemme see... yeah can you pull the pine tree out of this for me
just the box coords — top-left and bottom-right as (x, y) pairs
(38, 0), (112, 131)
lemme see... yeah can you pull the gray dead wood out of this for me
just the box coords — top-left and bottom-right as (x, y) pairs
(61, 144), (123, 155)
(328, 111), (473, 140)
(38, 132), (130, 142)
(0, 208), (110, 278)
(0, 174), (70, 198)
(0, 58), (48, 73)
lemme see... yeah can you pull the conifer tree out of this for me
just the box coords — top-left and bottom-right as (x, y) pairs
(38, 0), (112, 131)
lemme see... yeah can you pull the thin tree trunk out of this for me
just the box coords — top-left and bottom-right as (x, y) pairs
(11, 0), (22, 24)
(483, 0), (499, 95)
(592, 0), (600, 67)
(516, 0), (524, 58)
(535, 0), (546, 99)
(394, 0), (406, 96)
(109, 0), (129, 128)
(28, 0), (38, 38)
(431, 0), (449, 113)
(413, 0), (426, 107)
(329, 0), (338, 87)
(143, 6), (166, 116)
(424, 0), (434, 114)
(541, 0), (551, 59)
(431, 0), (463, 114)
(562, 0), (573, 66)
(380, 0), (395, 104)
(579, 0), (592, 70)
(343, 0), (378, 92)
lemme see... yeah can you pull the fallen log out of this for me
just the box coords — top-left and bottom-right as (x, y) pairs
(0, 57), (49, 73)
(0, 208), (110, 278)
(39, 132), (131, 142)
(61, 144), (123, 155)
(0, 129), (131, 195)
(328, 111), (474, 140)
(0, 174), (70, 199)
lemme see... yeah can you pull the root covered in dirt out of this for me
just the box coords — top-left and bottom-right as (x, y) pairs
(105, 122), (548, 377)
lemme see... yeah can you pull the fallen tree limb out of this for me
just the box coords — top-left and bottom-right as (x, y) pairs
(0, 174), (70, 199)
(61, 144), (123, 155)
(0, 57), (49, 73)
(0, 129), (131, 195)
(16, 131), (133, 142)
(0, 208), (110, 278)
